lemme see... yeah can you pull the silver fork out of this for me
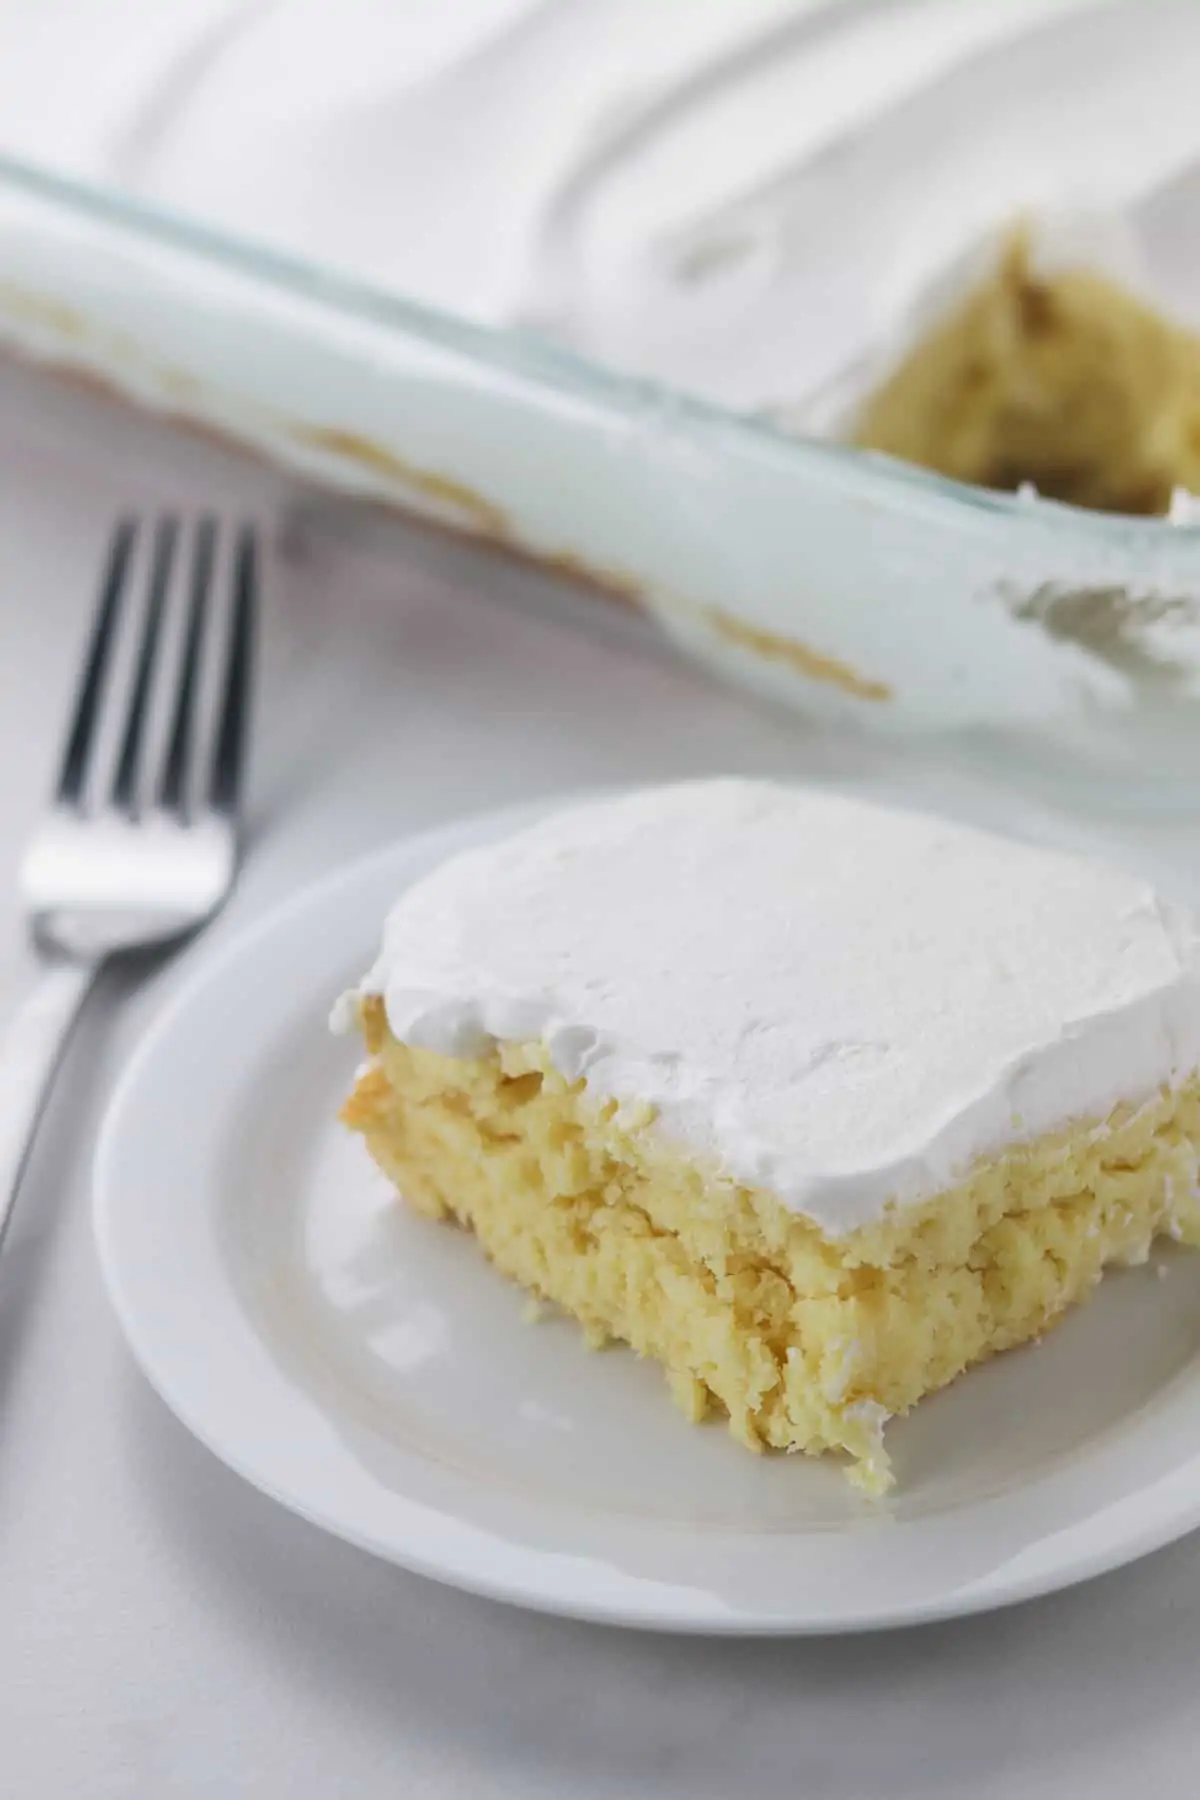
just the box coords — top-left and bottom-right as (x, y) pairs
(0, 515), (258, 1250)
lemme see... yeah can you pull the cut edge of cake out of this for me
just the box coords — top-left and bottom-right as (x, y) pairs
(342, 997), (1200, 1494)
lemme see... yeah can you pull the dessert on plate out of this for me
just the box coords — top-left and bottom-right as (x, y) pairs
(336, 779), (1200, 1491)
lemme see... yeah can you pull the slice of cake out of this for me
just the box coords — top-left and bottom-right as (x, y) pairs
(335, 780), (1200, 1491)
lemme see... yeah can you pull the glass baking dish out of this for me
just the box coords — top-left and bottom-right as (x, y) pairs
(4, 0), (1200, 795)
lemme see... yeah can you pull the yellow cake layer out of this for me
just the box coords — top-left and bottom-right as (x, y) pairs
(853, 229), (1200, 516)
(343, 998), (1200, 1491)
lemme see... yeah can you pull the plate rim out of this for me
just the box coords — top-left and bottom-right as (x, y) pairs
(93, 794), (1200, 1635)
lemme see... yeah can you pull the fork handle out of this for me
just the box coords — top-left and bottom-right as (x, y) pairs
(0, 956), (97, 1254)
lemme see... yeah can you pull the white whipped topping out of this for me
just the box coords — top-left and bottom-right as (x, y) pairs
(340, 780), (1200, 1236)
(6, 0), (1200, 417)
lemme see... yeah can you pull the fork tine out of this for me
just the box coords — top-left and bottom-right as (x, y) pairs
(112, 517), (179, 812)
(159, 518), (216, 813)
(56, 517), (138, 804)
(208, 524), (258, 816)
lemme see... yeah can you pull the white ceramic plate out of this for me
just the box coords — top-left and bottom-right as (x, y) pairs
(95, 798), (1200, 1635)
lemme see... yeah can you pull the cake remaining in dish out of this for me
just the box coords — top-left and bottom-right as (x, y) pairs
(854, 229), (1200, 516)
(336, 780), (1200, 1491)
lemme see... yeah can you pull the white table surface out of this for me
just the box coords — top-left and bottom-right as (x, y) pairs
(5, 357), (1200, 1800)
